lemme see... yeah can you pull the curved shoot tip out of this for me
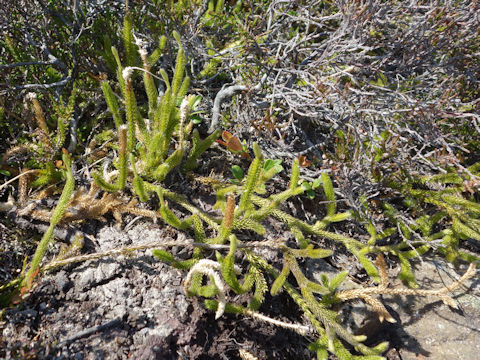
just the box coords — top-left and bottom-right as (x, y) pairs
(159, 69), (170, 88)
(61, 149), (72, 167)
(172, 31), (181, 46)
(159, 35), (167, 49)
(252, 142), (263, 160)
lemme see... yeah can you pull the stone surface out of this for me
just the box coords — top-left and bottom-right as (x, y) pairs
(1, 222), (308, 359)
(386, 259), (480, 360)
(306, 256), (480, 359)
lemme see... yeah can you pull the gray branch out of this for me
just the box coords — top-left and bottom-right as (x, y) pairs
(208, 74), (267, 133)
(0, 60), (56, 70)
(209, 84), (247, 133)
(12, 76), (71, 91)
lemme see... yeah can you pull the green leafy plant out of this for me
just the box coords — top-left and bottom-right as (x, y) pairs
(231, 165), (244, 184)
(302, 177), (323, 200)
(0, 150), (76, 305)
(92, 30), (221, 192)
(406, 166), (480, 262)
(21, 150), (75, 290)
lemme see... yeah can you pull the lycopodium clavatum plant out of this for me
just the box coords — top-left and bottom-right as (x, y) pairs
(0, 149), (75, 305)
(0, 27), (220, 305)
(146, 142), (477, 359)
(92, 29), (221, 194)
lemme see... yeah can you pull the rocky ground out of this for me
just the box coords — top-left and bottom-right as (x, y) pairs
(1, 220), (478, 360)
